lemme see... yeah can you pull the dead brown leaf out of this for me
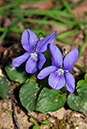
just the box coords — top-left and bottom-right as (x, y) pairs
(20, 1), (56, 10)
(72, 1), (87, 17)
(0, 0), (3, 6)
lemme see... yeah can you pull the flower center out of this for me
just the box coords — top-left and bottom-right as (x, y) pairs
(56, 68), (64, 75)
(31, 52), (38, 61)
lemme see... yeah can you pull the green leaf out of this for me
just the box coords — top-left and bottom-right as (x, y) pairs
(76, 74), (87, 89)
(36, 87), (66, 113)
(0, 76), (9, 99)
(77, 86), (87, 101)
(29, 118), (37, 123)
(67, 94), (83, 112)
(5, 64), (29, 83)
(55, 44), (62, 53)
(85, 73), (87, 82)
(43, 50), (51, 68)
(67, 85), (87, 113)
(41, 120), (51, 126)
(76, 80), (87, 89)
(19, 80), (39, 112)
(33, 125), (40, 129)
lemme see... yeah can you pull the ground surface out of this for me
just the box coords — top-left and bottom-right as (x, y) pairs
(0, 0), (87, 129)
(0, 99), (87, 129)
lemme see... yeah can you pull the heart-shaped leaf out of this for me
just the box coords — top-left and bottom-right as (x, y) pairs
(5, 64), (29, 83)
(76, 80), (87, 89)
(36, 87), (66, 113)
(67, 85), (87, 113)
(0, 76), (9, 99)
(33, 125), (40, 129)
(76, 73), (87, 89)
(85, 73), (87, 82)
(41, 120), (52, 126)
(19, 80), (39, 112)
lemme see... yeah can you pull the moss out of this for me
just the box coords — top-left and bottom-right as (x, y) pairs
(51, 116), (78, 129)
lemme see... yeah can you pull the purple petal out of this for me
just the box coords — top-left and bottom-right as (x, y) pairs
(49, 44), (63, 68)
(36, 31), (57, 52)
(64, 48), (79, 71)
(38, 53), (46, 70)
(12, 52), (30, 67)
(48, 72), (65, 90)
(37, 66), (57, 79)
(21, 29), (38, 51)
(65, 72), (75, 93)
(25, 56), (38, 73)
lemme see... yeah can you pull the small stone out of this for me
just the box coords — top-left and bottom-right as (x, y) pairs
(65, 109), (72, 116)
(2, 101), (7, 109)
(0, 69), (4, 76)
(66, 124), (70, 129)
(78, 123), (87, 129)
(48, 117), (55, 123)
(49, 107), (65, 120)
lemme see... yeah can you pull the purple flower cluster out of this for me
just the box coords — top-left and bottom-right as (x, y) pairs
(37, 44), (78, 93)
(12, 29), (57, 73)
(12, 29), (79, 93)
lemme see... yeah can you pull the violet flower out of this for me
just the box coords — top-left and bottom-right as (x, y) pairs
(37, 44), (79, 93)
(12, 29), (57, 73)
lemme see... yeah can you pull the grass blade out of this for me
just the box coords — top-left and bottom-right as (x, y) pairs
(62, 0), (74, 15)
(0, 29), (9, 41)
(10, 15), (24, 28)
(56, 37), (80, 46)
(0, 0), (22, 10)
(23, 18), (76, 27)
(57, 28), (79, 38)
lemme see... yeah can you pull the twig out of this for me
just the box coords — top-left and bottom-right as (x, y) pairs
(13, 98), (46, 125)
(12, 99), (20, 129)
